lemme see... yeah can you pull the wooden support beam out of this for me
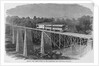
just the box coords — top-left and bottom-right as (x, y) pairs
(43, 32), (52, 52)
(69, 36), (72, 47)
(59, 34), (61, 49)
(79, 38), (82, 53)
(53, 33), (55, 47)
(49, 33), (52, 50)
(66, 36), (69, 47)
(73, 37), (76, 45)
(16, 29), (19, 52)
(43, 32), (59, 49)
(77, 37), (79, 45)
(12, 26), (15, 44)
(63, 35), (65, 48)
(72, 37), (76, 49)
(23, 29), (27, 57)
(69, 36), (72, 50)
(41, 31), (44, 54)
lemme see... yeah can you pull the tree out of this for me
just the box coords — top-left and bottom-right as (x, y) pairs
(76, 15), (93, 34)
(33, 16), (37, 20)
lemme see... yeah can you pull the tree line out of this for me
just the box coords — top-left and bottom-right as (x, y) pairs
(6, 15), (93, 34)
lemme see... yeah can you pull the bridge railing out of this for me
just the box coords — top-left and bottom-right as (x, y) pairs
(5, 23), (93, 57)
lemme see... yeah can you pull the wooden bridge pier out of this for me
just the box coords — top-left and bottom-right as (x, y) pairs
(12, 27), (15, 44)
(23, 29), (27, 57)
(16, 28), (19, 52)
(40, 31), (44, 54)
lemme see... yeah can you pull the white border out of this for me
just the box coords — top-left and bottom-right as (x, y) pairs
(0, 0), (99, 66)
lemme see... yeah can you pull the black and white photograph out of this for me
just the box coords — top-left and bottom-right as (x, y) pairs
(1, 0), (98, 64)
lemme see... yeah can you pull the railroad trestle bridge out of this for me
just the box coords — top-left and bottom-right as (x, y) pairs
(5, 23), (93, 58)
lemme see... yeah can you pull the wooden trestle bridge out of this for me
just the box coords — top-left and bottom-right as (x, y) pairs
(5, 23), (93, 58)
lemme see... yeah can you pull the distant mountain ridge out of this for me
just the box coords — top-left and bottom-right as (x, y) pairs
(6, 4), (92, 19)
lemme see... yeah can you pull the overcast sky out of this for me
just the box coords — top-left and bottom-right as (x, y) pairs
(4, 3), (93, 18)
(4, 3), (93, 12)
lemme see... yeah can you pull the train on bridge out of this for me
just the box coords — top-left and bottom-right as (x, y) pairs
(36, 22), (76, 32)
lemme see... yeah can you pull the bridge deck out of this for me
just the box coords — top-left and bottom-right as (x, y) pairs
(6, 23), (92, 39)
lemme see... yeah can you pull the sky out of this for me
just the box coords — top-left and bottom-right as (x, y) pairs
(4, 3), (93, 17)
(4, 3), (93, 12)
